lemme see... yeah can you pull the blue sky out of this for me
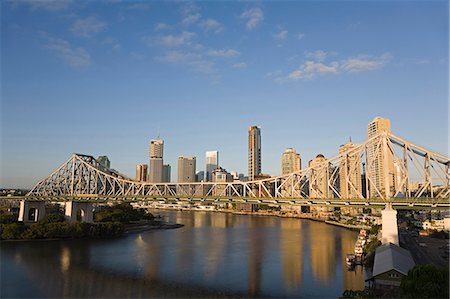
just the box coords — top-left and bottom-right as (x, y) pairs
(1, 0), (448, 188)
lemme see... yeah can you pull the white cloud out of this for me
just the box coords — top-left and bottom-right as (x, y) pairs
(241, 7), (264, 30)
(272, 30), (288, 41)
(340, 53), (392, 72)
(276, 52), (392, 82)
(159, 31), (196, 47)
(44, 35), (90, 67)
(233, 62), (247, 68)
(208, 48), (240, 57)
(71, 16), (107, 37)
(154, 22), (171, 31)
(199, 18), (224, 33)
(183, 13), (201, 25)
(287, 61), (339, 80)
(305, 50), (327, 62)
(297, 33), (305, 40)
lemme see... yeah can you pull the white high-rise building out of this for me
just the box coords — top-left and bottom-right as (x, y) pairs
(136, 164), (148, 182)
(309, 154), (329, 198)
(178, 156), (196, 183)
(149, 139), (164, 183)
(248, 126), (261, 181)
(367, 117), (395, 198)
(281, 148), (301, 175)
(339, 139), (362, 199)
(205, 151), (219, 182)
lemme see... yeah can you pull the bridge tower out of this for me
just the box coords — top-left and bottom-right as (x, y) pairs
(65, 201), (94, 223)
(18, 200), (46, 223)
(381, 203), (398, 245)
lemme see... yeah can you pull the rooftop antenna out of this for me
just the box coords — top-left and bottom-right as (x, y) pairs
(157, 127), (160, 139)
(349, 136), (352, 143)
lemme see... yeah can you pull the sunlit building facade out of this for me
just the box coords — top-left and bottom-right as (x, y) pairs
(248, 126), (261, 181)
(281, 148), (301, 175)
(205, 151), (219, 182)
(135, 164), (148, 182)
(149, 138), (164, 183)
(339, 139), (362, 199)
(367, 117), (395, 198)
(177, 156), (196, 183)
(309, 154), (329, 198)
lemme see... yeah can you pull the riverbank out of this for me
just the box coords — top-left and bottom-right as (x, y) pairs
(149, 206), (373, 230)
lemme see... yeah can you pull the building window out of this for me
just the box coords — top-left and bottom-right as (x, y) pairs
(388, 273), (399, 278)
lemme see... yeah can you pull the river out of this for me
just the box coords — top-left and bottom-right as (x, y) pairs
(1, 210), (365, 298)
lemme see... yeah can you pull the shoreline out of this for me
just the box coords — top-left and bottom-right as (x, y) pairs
(149, 207), (372, 231)
(0, 221), (184, 242)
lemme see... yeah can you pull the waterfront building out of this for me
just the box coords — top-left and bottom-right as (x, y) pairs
(309, 154), (329, 198)
(281, 148), (301, 175)
(367, 117), (395, 198)
(135, 164), (148, 182)
(205, 151), (219, 182)
(97, 156), (110, 171)
(178, 156), (196, 183)
(339, 139), (362, 199)
(371, 243), (415, 288)
(162, 164), (171, 183)
(212, 167), (233, 196)
(248, 126), (261, 181)
(149, 138), (164, 183)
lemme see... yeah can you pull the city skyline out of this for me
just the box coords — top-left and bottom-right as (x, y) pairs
(1, 1), (448, 188)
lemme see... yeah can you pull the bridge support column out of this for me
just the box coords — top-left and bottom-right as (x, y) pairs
(381, 203), (398, 245)
(18, 200), (46, 223)
(65, 201), (93, 223)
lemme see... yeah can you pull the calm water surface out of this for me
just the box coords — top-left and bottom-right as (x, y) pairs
(1, 210), (364, 298)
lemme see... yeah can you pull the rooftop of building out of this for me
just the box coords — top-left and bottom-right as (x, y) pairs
(372, 243), (415, 277)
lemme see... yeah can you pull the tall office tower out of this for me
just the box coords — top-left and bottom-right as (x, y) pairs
(205, 151), (219, 182)
(367, 117), (395, 198)
(177, 156), (196, 182)
(281, 148), (301, 175)
(162, 164), (171, 183)
(248, 126), (261, 181)
(97, 156), (110, 171)
(149, 138), (164, 183)
(309, 154), (329, 198)
(135, 164), (148, 182)
(339, 139), (362, 199)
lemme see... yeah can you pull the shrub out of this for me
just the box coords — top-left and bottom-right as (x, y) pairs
(401, 264), (449, 298)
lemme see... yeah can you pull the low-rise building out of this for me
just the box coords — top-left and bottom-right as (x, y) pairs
(370, 243), (415, 288)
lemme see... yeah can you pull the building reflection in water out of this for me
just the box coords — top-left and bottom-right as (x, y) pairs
(2, 210), (365, 298)
(309, 222), (336, 283)
(248, 216), (266, 297)
(280, 219), (304, 290)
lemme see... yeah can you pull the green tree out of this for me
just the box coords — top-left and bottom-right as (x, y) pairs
(401, 264), (449, 298)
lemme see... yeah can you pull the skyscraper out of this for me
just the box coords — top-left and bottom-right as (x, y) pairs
(136, 164), (148, 182)
(367, 117), (395, 198)
(205, 151), (219, 182)
(177, 156), (196, 183)
(97, 156), (110, 171)
(149, 138), (164, 183)
(339, 139), (362, 199)
(281, 148), (301, 175)
(162, 164), (171, 183)
(248, 126), (261, 181)
(309, 154), (329, 198)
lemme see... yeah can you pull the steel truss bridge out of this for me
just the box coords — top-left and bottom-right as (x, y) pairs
(25, 131), (449, 209)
